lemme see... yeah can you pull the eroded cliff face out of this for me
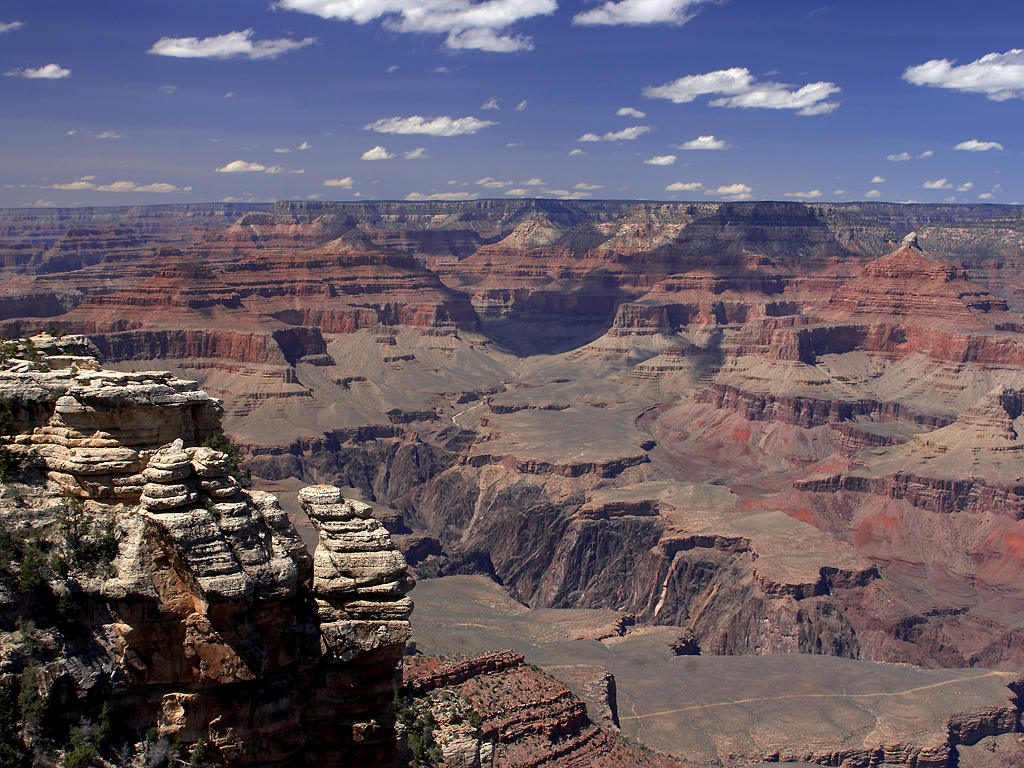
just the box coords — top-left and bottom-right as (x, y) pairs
(3, 202), (1024, 672)
(0, 337), (413, 767)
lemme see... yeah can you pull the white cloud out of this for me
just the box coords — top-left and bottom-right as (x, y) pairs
(476, 177), (512, 188)
(903, 50), (1024, 101)
(95, 130), (123, 139)
(574, 182), (603, 190)
(506, 141), (524, 147)
(273, 147), (291, 153)
(324, 177), (355, 188)
(298, 141), (311, 150)
(574, 0), (710, 26)
(275, 0), (556, 52)
(405, 191), (481, 200)
(149, 29), (314, 60)
(954, 139), (1004, 152)
(923, 178), (953, 189)
(405, 147), (430, 159)
(361, 145), (395, 160)
(6, 63), (70, 80)
(522, 178), (544, 185)
(291, 169), (305, 174)
(47, 178), (190, 193)
(0, 21), (25, 34)
(957, 182), (974, 192)
(224, 91), (235, 98)
(833, 189), (845, 195)
(159, 84), (177, 95)
(216, 160), (281, 173)
(505, 188), (530, 196)
(30, 200), (55, 208)
(482, 97), (500, 110)
(644, 154), (677, 165)
(870, 175), (886, 183)
(865, 190), (882, 199)
(784, 189), (823, 199)
(979, 192), (995, 199)
(569, 148), (585, 156)
(541, 189), (590, 199)
(578, 125), (650, 142)
(675, 134), (728, 150)
(616, 106), (646, 118)
(705, 183), (753, 200)
(666, 181), (703, 191)
(365, 115), (497, 136)
(515, 100), (528, 111)
(887, 150), (933, 161)
(645, 67), (840, 115)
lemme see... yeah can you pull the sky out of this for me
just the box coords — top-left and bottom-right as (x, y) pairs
(1, 0), (1023, 208)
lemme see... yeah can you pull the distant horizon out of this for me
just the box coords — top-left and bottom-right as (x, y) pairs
(3, 197), (1024, 212)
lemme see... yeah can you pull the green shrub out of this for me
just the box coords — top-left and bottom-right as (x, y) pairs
(201, 433), (250, 486)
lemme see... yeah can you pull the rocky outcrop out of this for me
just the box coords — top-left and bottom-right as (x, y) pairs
(0, 341), (416, 767)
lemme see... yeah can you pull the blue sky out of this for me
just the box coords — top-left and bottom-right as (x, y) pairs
(1, 0), (1022, 207)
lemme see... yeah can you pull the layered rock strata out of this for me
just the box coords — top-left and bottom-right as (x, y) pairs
(0, 343), (415, 767)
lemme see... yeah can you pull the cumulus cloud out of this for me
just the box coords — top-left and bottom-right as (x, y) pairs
(6, 63), (70, 79)
(569, 148), (585, 156)
(523, 178), (544, 186)
(957, 182), (974, 192)
(574, 0), (711, 26)
(870, 175), (886, 183)
(864, 190), (882, 199)
(784, 189), (823, 199)
(0, 21), (25, 34)
(476, 177), (512, 188)
(405, 147), (430, 159)
(675, 134), (728, 150)
(578, 125), (650, 142)
(515, 100), (528, 111)
(887, 150), (933, 161)
(505, 188), (530, 196)
(273, 147), (291, 154)
(30, 200), (55, 208)
(923, 178), (953, 189)
(645, 67), (840, 115)
(574, 182), (603, 190)
(541, 189), (590, 199)
(216, 160), (282, 173)
(482, 97), (500, 110)
(275, 0), (556, 52)
(298, 141), (311, 150)
(955, 139), (1004, 152)
(616, 106), (646, 118)
(903, 50), (1024, 101)
(361, 145), (395, 160)
(979, 192), (995, 200)
(324, 177), (355, 187)
(705, 183), (753, 200)
(149, 29), (314, 60)
(47, 178), (190, 193)
(405, 191), (481, 200)
(644, 154), (677, 165)
(95, 130), (123, 139)
(666, 181), (703, 191)
(365, 115), (497, 136)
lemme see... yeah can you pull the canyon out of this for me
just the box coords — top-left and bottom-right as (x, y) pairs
(3, 199), (1024, 765)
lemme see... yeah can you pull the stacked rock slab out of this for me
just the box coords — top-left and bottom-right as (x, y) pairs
(3, 340), (222, 500)
(0, 338), (416, 767)
(299, 484), (415, 767)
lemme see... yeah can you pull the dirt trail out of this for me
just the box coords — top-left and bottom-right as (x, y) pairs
(619, 670), (1014, 721)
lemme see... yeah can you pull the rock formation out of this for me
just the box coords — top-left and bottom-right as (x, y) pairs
(0, 338), (414, 767)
